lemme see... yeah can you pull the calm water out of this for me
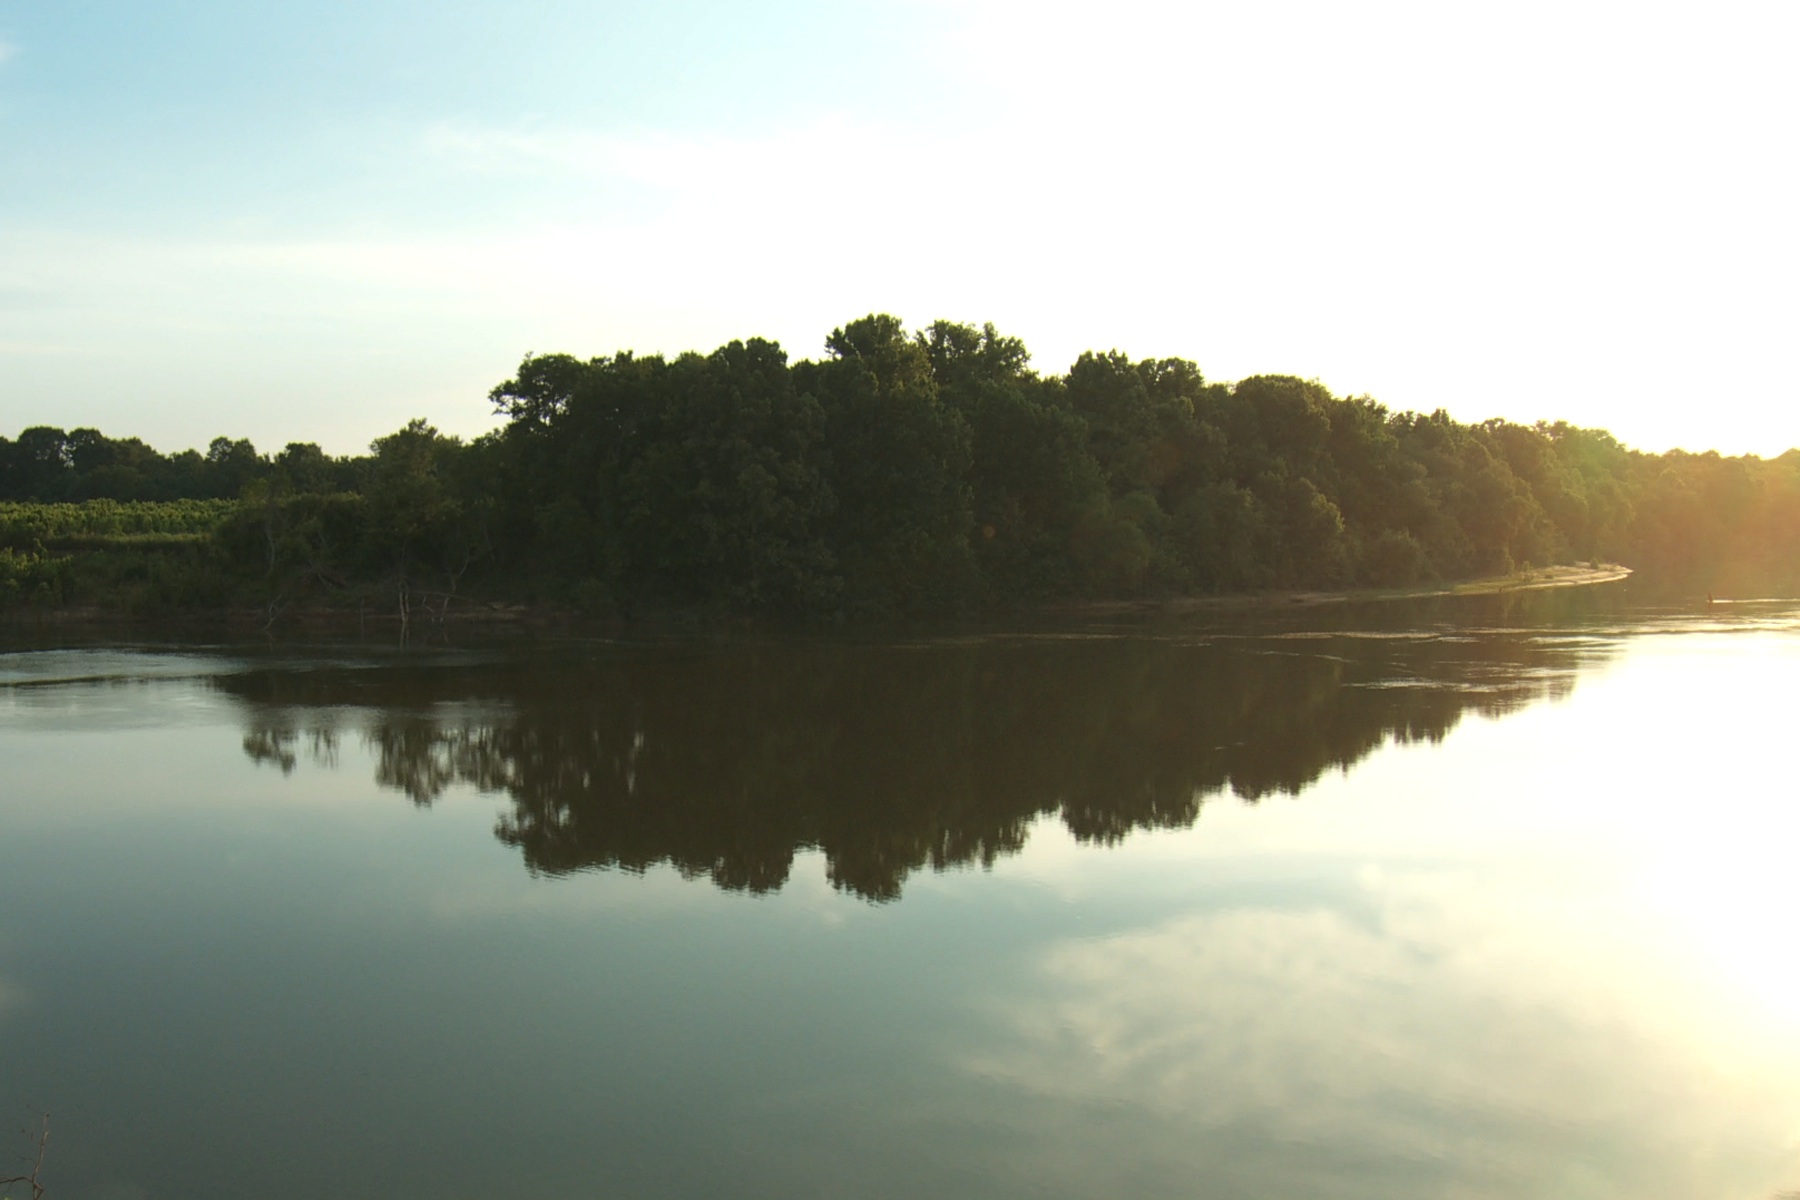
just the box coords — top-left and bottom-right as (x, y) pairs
(3, 591), (1799, 1200)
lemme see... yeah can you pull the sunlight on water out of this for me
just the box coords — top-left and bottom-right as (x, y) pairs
(1600, 638), (1800, 1036)
(968, 619), (1800, 1198)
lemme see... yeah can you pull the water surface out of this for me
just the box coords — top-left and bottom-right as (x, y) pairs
(3, 592), (1798, 1199)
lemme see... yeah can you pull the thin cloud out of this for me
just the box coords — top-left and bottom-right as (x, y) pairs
(0, 39), (17, 64)
(422, 117), (864, 190)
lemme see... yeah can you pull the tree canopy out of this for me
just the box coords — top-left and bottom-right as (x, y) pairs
(4, 315), (1795, 617)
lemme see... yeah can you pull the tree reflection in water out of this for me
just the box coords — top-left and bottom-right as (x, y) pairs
(225, 622), (1601, 901)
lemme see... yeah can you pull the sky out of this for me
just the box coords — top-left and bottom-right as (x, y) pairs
(1, 0), (1795, 458)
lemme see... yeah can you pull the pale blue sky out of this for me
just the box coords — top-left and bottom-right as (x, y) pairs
(2, 1), (1796, 457)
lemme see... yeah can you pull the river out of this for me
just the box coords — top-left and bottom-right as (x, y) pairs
(2, 587), (1797, 1199)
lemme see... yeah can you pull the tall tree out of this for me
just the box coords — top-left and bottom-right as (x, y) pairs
(801, 315), (976, 614)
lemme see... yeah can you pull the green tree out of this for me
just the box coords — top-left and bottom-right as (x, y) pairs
(1065, 351), (1208, 501)
(363, 420), (484, 605)
(800, 315), (976, 614)
(202, 436), (267, 498)
(614, 339), (838, 611)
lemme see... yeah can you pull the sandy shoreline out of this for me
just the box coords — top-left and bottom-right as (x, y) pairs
(1032, 563), (1634, 619)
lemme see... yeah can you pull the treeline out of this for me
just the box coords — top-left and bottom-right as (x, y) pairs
(4, 315), (1797, 616)
(0, 429), (362, 502)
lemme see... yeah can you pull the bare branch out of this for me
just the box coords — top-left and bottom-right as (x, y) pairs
(0, 1111), (49, 1200)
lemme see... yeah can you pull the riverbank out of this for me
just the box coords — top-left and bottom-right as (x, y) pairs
(1033, 563), (1634, 619)
(0, 563), (1636, 636)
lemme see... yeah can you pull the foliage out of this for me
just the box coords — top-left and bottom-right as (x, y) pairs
(0, 546), (71, 609)
(0, 499), (237, 545)
(6, 314), (1797, 619)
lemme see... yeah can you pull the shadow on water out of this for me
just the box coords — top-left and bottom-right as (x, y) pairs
(217, 600), (1619, 901)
